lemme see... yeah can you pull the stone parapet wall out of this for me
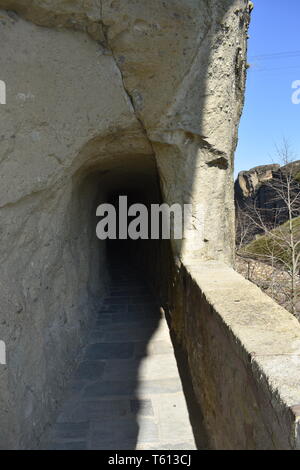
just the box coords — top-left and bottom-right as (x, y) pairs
(169, 261), (300, 449)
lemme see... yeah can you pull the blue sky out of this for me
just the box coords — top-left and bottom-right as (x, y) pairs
(235, 0), (300, 176)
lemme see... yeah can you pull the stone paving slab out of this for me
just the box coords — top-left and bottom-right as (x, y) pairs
(101, 355), (179, 382)
(134, 340), (174, 356)
(44, 441), (88, 450)
(136, 440), (197, 450)
(41, 267), (197, 450)
(57, 399), (130, 423)
(85, 342), (135, 360)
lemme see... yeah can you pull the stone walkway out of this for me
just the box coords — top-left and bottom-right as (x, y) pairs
(41, 264), (197, 450)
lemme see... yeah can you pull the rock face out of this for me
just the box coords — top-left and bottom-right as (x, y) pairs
(0, 0), (103, 38)
(235, 162), (300, 226)
(0, 1), (249, 448)
(235, 164), (281, 200)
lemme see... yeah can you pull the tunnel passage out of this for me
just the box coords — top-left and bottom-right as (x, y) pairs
(71, 153), (162, 284)
(68, 150), (176, 314)
(38, 152), (203, 449)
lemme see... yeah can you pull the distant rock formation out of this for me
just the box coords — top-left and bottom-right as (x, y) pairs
(235, 161), (300, 219)
(235, 164), (280, 200)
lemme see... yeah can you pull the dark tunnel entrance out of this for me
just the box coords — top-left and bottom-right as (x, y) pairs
(105, 187), (161, 275)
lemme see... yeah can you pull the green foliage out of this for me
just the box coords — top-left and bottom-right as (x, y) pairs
(240, 217), (300, 268)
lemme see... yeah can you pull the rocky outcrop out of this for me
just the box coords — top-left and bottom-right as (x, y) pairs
(0, 1), (250, 448)
(235, 161), (300, 220)
(235, 164), (280, 200)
